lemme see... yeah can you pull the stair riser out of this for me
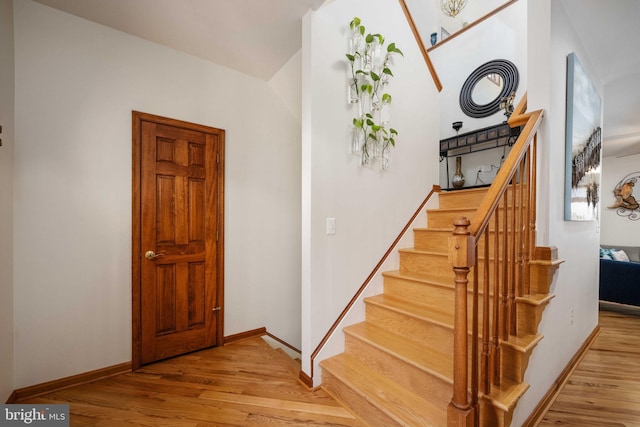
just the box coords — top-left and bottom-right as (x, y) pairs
(321, 370), (402, 427)
(345, 334), (452, 408)
(529, 262), (561, 294)
(501, 347), (532, 384)
(480, 398), (513, 427)
(438, 189), (488, 209)
(437, 185), (524, 210)
(517, 301), (548, 337)
(427, 207), (523, 229)
(399, 251), (501, 285)
(383, 276), (455, 307)
(399, 252), (451, 280)
(413, 232), (517, 265)
(413, 228), (504, 254)
(413, 229), (450, 252)
(427, 209), (476, 228)
(365, 303), (454, 354)
(383, 276), (496, 322)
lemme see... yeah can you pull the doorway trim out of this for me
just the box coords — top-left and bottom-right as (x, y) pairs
(131, 111), (225, 369)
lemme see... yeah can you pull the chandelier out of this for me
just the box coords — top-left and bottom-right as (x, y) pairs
(441, 0), (468, 18)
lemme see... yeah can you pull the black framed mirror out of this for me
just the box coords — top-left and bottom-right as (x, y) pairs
(459, 59), (519, 118)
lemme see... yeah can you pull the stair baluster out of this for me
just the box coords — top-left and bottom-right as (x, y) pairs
(448, 106), (546, 426)
(492, 212), (501, 388)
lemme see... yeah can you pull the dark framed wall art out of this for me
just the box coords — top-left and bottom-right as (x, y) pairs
(564, 52), (602, 221)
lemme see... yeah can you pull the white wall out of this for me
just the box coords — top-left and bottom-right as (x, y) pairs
(431, 0), (527, 138)
(512, 1), (601, 424)
(13, 0), (301, 388)
(600, 153), (640, 245)
(430, 0), (527, 189)
(439, 0), (508, 39)
(269, 50), (303, 124)
(301, 0), (440, 378)
(0, 0), (14, 402)
(406, 0), (511, 49)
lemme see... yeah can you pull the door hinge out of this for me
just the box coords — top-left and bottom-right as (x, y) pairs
(217, 153), (220, 164)
(216, 229), (219, 241)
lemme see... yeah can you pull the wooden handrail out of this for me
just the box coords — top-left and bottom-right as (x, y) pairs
(397, 0), (443, 92)
(469, 109), (543, 238)
(448, 95), (545, 425)
(428, 0), (521, 53)
(303, 185), (441, 386)
(508, 92), (531, 128)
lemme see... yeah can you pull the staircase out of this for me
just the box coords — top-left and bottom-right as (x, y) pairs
(320, 186), (560, 426)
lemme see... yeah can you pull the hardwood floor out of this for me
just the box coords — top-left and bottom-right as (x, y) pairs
(17, 306), (640, 426)
(539, 305), (640, 426)
(21, 337), (365, 427)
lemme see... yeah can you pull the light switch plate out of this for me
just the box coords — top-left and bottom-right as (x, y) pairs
(326, 218), (336, 235)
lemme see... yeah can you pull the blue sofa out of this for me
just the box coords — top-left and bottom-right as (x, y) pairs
(599, 245), (640, 306)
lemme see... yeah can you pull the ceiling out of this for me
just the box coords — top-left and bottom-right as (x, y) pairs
(32, 0), (640, 158)
(562, 0), (640, 158)
(33, 0), (326, 81)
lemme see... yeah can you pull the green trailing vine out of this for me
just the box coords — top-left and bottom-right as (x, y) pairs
(346, 17), (403, 169)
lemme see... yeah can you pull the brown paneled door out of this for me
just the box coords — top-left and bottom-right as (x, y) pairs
(132, 112), (224, 368)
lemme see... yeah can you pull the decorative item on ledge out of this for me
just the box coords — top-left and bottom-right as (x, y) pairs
(440, 122), (520, 158)
(439, 122), (521, 189)
(441, 0), (468, 18)
(500, 91), (516, 120)
(346, 17), (403, 170)
(452, 156), (465, 188)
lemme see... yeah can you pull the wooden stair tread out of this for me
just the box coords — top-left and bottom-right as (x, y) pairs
(440, 187), (488, 194)
(398, 248), (446, 257)
(501, 333), (543, 353)
(516, 292), (556, 306)
(383, 270), (453, 290)
(427, 207), (476, 214)
(483, 378), (530, 412)
(321, 354), (447, 427)
(412, 227), (453, 232)
(365, 294), (454, 327)
(344, 322), (453, 381)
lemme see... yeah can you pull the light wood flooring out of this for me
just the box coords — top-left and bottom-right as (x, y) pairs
(23, 337), (365, 427)
(539, 304), (640, 426)
(18, 306), (640, 426)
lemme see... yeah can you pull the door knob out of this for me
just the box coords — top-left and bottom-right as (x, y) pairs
(145, 250), (165, 260)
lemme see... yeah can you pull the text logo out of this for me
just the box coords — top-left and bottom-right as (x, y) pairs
(1, 405), (69, 426)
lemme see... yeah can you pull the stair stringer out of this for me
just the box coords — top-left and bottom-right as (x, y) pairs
(478, 246), (562, 427)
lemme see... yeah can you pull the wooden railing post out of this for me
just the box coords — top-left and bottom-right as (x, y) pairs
(446, 107), (543, 426)
(448, 217), (476, 426)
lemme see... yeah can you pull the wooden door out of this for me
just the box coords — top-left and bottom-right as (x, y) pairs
(132, 112), (224, 368)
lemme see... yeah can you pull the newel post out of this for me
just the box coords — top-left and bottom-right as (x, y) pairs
(447, 217), (476, 426)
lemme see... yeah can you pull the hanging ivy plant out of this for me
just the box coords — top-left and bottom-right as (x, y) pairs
(346, 17), (403, 169)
